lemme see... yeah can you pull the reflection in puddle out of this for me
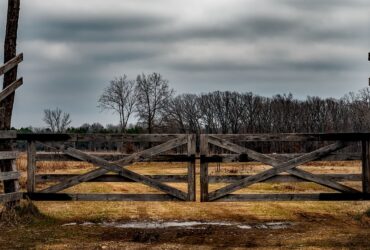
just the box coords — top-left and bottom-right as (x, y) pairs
(62, 221), (294, 230)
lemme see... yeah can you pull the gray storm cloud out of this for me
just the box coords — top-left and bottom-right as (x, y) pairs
(0, 0), (369, 127)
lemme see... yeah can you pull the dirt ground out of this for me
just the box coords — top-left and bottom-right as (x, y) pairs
(0, 156), (369, 249)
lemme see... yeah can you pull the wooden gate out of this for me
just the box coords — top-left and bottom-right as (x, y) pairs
(200, 134), (370, 202)
(21, 134), (196, 201)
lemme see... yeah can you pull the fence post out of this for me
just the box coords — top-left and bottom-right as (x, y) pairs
(200, 134), (209, 202)
(27, 140), (36, 193)
(362, 140), (370, 193)
(187, 134), (196, 201)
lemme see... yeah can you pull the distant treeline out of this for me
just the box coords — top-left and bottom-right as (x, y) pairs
(163, 88), (370, 134)
(15, 87), (370, 135)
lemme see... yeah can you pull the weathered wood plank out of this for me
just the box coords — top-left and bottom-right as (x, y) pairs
(208, 174), (362, 183)
(0, 151), (18, 160)
(208, 140), (354, 201)
(24, 193), (179, 201)
(0, 192), (22, 203)
(215, 193), (370, 202)
(40, 136), (188, 200)
(208, 136), (359, 195)
(200, 134), (209, 202)
(36, 152), (193, 162)
(36, 174), (188, 183)
(0, 53), (23, 76)
(205, 152), (362, 163)
(362, 140), (370, 193)
(27, 141), (36, 192)
(0, 78), (23, 102)
(0, 171), (20, 181)
(18, 132), (370, 143)
(187, 134), (196, 201)
(209, 133), (370, 142)
(0, 130), (16, 139)
(1, 160), (20, 195)
(37, 152), (361, 163)
(17, 133), (182, 142)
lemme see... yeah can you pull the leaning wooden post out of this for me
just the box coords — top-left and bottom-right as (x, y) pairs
(200, 134), (209, 202)
(361, 140), (370, 194)
(0, 0), (21, 208)
(27, 140), (36, 193)
(187, 134), (196, 201)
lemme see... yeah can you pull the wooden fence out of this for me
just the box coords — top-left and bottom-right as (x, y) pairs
(2, 132), (370, 205)
(0, 53), (23, 206)
(0, 130), (21, 204)
(200, 134), (370, 202)
(22, 133), (196, 202)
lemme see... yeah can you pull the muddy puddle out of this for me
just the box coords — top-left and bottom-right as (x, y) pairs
(62, 221), (294, 230)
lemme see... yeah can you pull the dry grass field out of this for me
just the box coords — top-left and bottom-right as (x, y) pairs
(0, 154), (369, 249)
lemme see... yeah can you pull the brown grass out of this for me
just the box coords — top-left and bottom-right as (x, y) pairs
(0, 155), (368, 249)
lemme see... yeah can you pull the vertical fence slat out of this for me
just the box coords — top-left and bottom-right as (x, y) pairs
(27, 140), (36, 192)
(187, 134), (196, 201)
(362, 140), (370, 193)
(200, 134), (209, 202)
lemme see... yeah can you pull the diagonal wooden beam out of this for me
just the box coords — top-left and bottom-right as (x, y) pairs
(208, 140), (351, 201)
(39, 136), (188, 200)
(208, 135), (359, 194)
(0, 78), (23, 102)
(60, 149), (188, 200)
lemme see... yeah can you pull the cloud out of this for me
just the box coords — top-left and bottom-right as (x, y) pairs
(0, 0), (368, 127)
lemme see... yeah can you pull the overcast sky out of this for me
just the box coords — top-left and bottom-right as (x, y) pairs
(1, 0), (369, 128)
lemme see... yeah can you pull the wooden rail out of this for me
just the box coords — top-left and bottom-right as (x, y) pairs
(0, 131), (21, 205)
(23, 134), (197, 202)
(0, 54), (23, 102)
(0, 53), (23, 76)
(200, 134), (370, 202)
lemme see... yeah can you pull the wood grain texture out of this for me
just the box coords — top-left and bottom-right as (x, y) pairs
(39, 136), (189, 200)
(27, 141), (36, 192)
(208, 133), (370, 142)
(17, 133), (183, 142)
(36, 174), (188, 183)
(0, 151), (17, 160)
(0, 77), (22, 102)
(187, 134), (196, 201)
(200, 134), (209, 202)
(362, 140), (370, 193)
(215, 193), (370, 202)
(25, 193), (180, 201)
(208, 174), (362, 183)
(208, 135), (358, 194)
(0, 53), (23, 76)
(0, 171), (19, 181)
(36, 153), (193, 162)
(208, 140), (354, 201)
(204, 152), (362, 163)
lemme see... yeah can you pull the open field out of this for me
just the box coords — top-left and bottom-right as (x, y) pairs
(0, 154), (369, 249)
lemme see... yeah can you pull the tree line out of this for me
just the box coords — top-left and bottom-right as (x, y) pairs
(34, 72), (370, 135)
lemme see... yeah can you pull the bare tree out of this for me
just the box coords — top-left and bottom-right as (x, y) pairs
(43, 107), (72, 133)
(98, 76), (136, 132)
(135, 73), (174, 133)
(164, 94), (202, 133)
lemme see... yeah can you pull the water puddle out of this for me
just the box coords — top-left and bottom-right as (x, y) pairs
(62, 221), (293, 230)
